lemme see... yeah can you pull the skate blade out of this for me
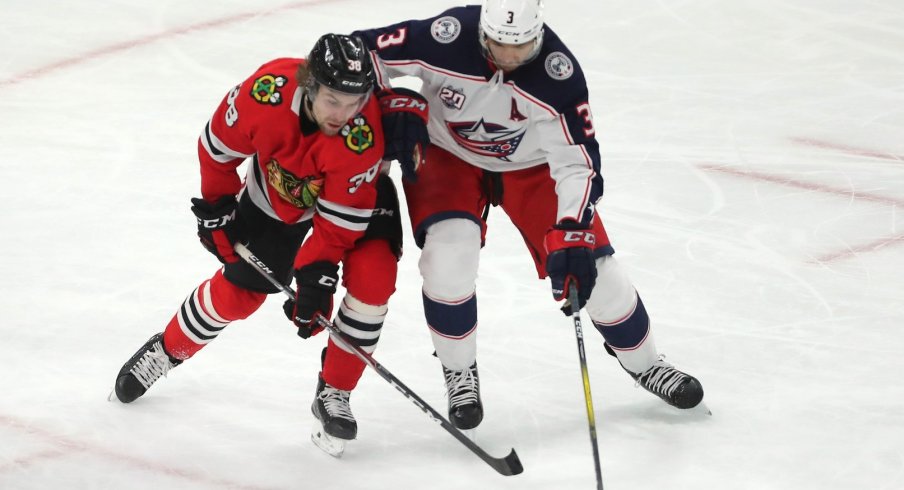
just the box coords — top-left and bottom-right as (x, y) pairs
(694, 401), (713, 416)
(107, 389), (120, 403)
(460, 427), (477, 441)
(311, 421), (347, 458)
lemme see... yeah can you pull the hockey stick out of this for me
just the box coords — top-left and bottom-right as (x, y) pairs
(569, 284), (604, 490)
(235, 243), (523, 476)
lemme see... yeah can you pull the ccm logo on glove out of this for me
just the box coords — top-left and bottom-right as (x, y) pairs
(382, 95), (428, 112)
(562, 231), (596, 245)
(197, 211), (236, 229)
(376, 87), (430, 181)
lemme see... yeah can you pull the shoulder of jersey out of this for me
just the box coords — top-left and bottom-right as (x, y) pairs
(535, 27), (585, 83)
(421, 5), (479, 44)
(397, 6), (484, 75)
(512, 27), (590, 111)
(241, 57), (301, 109)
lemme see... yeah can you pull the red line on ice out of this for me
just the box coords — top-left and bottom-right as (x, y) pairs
(807, 234), (904, 263)
(0, 414), (281, 490)
(0, 0), (344, 89)
(699, 164), (904, 262)
(0, 447), (69, 472)
(790, 137), (904, 163)
(698, 164), (904, 207)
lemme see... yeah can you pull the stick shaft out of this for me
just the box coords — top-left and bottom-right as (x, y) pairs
(569, 285), (604, 490)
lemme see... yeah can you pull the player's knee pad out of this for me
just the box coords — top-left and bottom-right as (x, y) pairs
(334, 293), (387, 355)
(584, 255), (637, 324)
(419, 219), (481, 300)
(343, 239), (398, 305)
(323, 293), (387, 390)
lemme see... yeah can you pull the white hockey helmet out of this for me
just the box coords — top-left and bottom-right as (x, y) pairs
(480, 0), (545, 44)
(479, 0), (545, 66)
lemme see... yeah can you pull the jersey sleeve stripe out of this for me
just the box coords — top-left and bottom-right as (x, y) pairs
(201, 121), (253, 163)
(511, 83), (558, 117)
(247, 155), (274, 207)
(369, 51), (390, 89)
(315, 198), (372, 232)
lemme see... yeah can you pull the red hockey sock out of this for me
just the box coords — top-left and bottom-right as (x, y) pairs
(321, 338), (367, 391)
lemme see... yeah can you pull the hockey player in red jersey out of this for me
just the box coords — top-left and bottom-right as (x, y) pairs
(353, 0), (704, 430)
(112, 34), (430, 454)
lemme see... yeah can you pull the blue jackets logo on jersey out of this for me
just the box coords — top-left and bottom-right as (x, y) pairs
(544, 52), (574, 80)
(447, 118), (526, 160)
(431, 16), (462, 44)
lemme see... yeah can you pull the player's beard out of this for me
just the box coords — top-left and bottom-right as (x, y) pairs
(319, 120), (346, 136)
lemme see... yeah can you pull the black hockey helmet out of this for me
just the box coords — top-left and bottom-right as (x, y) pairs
(306, 34), (375, 95)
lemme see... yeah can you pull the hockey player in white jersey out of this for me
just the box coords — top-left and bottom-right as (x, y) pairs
(354, 0), (705, 430)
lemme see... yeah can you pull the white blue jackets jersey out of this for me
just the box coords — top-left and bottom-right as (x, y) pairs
(354, 5), (604, 225)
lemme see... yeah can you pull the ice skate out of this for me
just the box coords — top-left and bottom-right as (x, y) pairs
(111, 333), (182, 403)
(311, 373), (356, 457)
(627, 356), (704, 410)
(443, 362), (483, 430)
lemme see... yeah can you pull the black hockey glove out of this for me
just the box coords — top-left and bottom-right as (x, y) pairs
(377, 87), (430, 182)
(190, 196), (244, 264)
(283, 261), (339, 339)
(544, 221), (598, 316)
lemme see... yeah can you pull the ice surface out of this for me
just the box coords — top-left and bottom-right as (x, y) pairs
(2, 1), (903, 488)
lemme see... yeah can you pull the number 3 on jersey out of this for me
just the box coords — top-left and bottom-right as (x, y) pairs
(376, 28), (408, 49)
(576, 102), (595, 137)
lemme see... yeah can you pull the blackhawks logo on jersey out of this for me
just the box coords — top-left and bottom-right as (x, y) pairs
(267, 159), (323, 209)
(341, 116), (374, 154)
(251, 74), (287, 105)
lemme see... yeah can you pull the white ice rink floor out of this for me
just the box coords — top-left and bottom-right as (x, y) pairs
(2, 1), (903, 489)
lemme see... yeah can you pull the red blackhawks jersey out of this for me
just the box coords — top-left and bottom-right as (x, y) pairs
(197, 58), (385, 268)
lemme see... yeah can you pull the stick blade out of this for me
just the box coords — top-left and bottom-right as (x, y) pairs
(491, 448), (523, 476)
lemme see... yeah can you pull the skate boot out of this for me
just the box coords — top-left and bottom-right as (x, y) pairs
(443, 362), (483, 430)
(113, 333), (182, 403)
(627, 356), (704, 409)
(311, 374), (357, 440)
